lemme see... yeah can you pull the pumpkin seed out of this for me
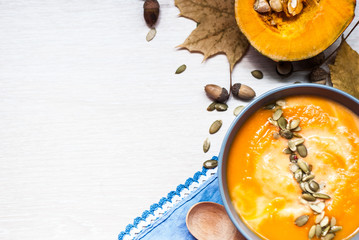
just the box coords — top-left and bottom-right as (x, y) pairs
(268, 117), (278, 126)
(309, 225), (316, 239)
(330, 226), (342, 233)
(277, 117), (287, 130)
(317, 202), (326, 211)
(251, 70), (263, 79)
(302, 193), (316, 201)
(175, 64), (187, 74)
(297, 144), (308, 157)
(273, 132), (280, 139)
(290, 163), (299, 172)
(203, 138), (210, 153)
(330, 217), (336, 227)
(233, 105), (245, 116)
(302, 174), (315, 182)
(293, 126), (302, 132)
(323, 233), (335, 240)
(289, 118), (300, 130)
(309, 180), (320, 192)
(207, 102), (216, 111)
(310, 203), (323, 213)
(300, 182), (306, 192)
(283, 148), (292, 154)
(264, 103), (275, 109)
(295, 215), (309, 227)
(294, 169), (303, 182)
(215, 103), (228, 111)
(313, 193), (331, 199)
(315, 211), (325, 224)
(273, 108), (283, 121)
(322, 225), (331, 236)
(209, 120), (222, 134)
(276, 99), (286, 107)
(291, 138), (305, 146)
(304, 182), (315, 194)
(294, 81), (302, 84)
(315, 224), (322, 237)
(280, 129), (293, 139)
(297, 159), (310, 174)
(320, 216), (330, 227)
(146, 28), (157, 42)
(203, 159), (218, 169)
(293, 132), (303, 138)
(288, 140), (297, 151)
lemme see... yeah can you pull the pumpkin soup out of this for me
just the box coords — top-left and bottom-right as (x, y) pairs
(227, 95), (359, 240)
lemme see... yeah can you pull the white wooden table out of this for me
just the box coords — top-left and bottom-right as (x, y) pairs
(0, 1), (357, 239)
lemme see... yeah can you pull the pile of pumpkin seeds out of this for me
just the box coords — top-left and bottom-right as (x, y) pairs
(266, 100), (342, 240)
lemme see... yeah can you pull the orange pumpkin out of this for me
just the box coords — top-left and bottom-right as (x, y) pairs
(235, 0), (356, 61)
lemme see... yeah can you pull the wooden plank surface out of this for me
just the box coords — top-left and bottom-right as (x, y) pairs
(0, 1), (358, 239)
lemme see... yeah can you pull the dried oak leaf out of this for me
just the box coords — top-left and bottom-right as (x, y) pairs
(329, 40), (359, 99)
(175, 0), (249, 72)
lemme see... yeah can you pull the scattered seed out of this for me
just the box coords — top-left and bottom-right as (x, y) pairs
(203, 138), (210, 153)
(288, 141), (296, 152)
(313, 193), (331, 199)
(297, 159), (309, 174)
(293, 132), (302, 138)
(329, 226), (342, 233)
(297, 144), (308, 158)
(278, 117), (287, 130)
(209, 120), (222, 134)
(146, 28), (157, 42)
(320, 216), (330, 227)
(293, 126), (302, 132)
(323, 233), (335, 240)
(283, 148), (292, 154)
(291, 138), (305, 146)
(268, 117), (278, 127)
(317, 202), (326, 211)
(175, 64), (186, 74)
(309, 180), (320, 192)
(280, 129), (293, 139)
(215, 103), (228, 111)
(302, 193), (316, 201)
(276, 99), (286, 107)
(304, 182), (315, 194)
(203, 159), (218, 169)
(207, 102), (216, 111)
(264, 103), (275, 109)
(330, 217), (336, 227)
(315, 224), (322, 237)
(309, 225), (316, 239)
(233, 105), (245, 116)
(302, 174), (315, 182)
(310, 204), (323, 213)
(251, 70), (263, 79)
(322, 225), (331, 237)
(273, 132), (280, 139)
(294, 81), (302, 84)
(300, 182), (306, 192)
(315, 212), (325, 224)
(290, 163), (299, 172)
(295, 215), (309, 227)
(289, 119), (300, 129)
(273, 108), (283, 121)
(294, 169), (303, 182)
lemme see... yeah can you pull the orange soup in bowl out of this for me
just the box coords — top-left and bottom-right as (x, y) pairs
(227, 95), (359, 240)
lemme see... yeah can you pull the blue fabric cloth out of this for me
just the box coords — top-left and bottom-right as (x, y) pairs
(118, 157), (222, 240)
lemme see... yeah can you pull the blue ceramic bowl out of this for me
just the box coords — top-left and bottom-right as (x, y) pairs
(218, 84), (359, 240)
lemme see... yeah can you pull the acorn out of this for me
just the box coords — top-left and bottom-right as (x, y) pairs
(204, 84), (229, 103)
(143, 0), (160, 27)
(231, 83), (256, 100)
(276, 61), (293, 77)
(309, 67), (328, 85)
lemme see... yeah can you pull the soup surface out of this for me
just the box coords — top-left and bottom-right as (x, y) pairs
(227, 96), (359, 240)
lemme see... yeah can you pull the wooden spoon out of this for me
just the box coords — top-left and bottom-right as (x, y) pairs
(186, 202), (246, 240)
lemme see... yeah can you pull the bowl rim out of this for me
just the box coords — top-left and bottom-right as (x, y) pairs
(218, 84), (359, 240)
